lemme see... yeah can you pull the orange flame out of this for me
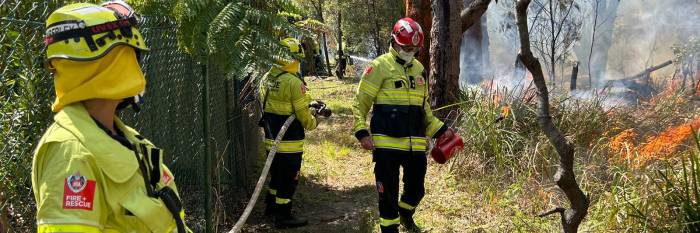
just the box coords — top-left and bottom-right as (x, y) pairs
(501, 105), (510, 118)
(635, 117), (700, 165)
(609, 129), (637, 161)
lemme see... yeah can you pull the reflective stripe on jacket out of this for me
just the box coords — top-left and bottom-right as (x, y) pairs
(259, 67), (317, 153)
(352, 47), (447, 152)
(32, 104), (190, 232)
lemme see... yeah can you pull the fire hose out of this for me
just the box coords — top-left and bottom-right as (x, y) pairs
(229, 102), (331, 233)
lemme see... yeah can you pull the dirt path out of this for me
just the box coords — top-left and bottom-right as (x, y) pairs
(239, 78), (379, 232)
(235, 78), (495, 233)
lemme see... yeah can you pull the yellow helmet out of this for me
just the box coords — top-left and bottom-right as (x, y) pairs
(44, 1), (148, 61)
(281, 37), (304, 59)
(45, 1), (148, 112)
(276, 38), (304, 73)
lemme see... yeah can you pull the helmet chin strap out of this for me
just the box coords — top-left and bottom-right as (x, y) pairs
(117, 93), (144, 113)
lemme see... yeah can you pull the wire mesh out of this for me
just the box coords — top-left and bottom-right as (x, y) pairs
(0, 1), (260, 232)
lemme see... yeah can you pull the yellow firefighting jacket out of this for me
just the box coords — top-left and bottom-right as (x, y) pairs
(32, 104), (190, 232)
(352, 47), (447, 152)
(259, 67), (317, 153)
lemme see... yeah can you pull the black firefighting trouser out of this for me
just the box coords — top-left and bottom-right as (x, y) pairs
(266, 152), (303, 215)
(373, 149), (427, 232)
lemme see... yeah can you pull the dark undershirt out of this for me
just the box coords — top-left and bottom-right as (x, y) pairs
(90, 117), (134, 150)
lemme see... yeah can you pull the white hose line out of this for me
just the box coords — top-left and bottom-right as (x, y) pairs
(229, 115), (297, 233)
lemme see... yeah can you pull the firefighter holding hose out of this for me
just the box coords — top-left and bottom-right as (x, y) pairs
(259, 38), (327, 228)
(352, 18), (455, 233)
(32, 1), (190, 232)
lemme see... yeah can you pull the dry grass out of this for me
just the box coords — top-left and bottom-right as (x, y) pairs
(242, 76), (700, 232)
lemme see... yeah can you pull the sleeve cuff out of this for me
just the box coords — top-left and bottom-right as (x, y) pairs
(354, 129), (370, 141)
(432, 124), (448, 139)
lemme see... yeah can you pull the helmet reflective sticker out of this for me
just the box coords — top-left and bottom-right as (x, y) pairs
(44, 3), (148, 61)
(398, 19), (413, 33)
(102, 0), (136, 19)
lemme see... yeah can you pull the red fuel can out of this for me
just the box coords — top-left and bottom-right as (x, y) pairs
(431, 132), (464, 164)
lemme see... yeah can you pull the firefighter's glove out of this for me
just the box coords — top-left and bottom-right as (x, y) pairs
(309, 100), (332, 118)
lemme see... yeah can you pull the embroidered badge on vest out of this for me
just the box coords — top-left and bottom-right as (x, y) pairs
(417, 76), (425, 86)
(63, 171), (96, 210)
(162, 170), (172, 185)
(363, 66), (373, 77)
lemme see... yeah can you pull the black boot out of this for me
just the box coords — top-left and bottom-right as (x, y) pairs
(274, 202), (308, 229)
(380, 225), (399, 233)
(399, 207), (422, 232)
(264, 192), (275, 217)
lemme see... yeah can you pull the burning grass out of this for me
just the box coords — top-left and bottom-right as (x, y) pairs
(635, 117), (700, 165)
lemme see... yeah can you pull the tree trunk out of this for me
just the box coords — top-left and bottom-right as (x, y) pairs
(301, 36), (316, 76)
(0, 191), (12, 233)
(548, 0), (556, 87)
(460, 0), (489, 85)
(334, 11), (346, 79)
(405, 0), (433, 70)
(589, 0), (619, 86)
(430, 0), (463, 117)
(570, 62), (579, 91)
(459, 0), (492, 31)
(314, 0), (332, 75)
(370, 0), (382, 56)
(515, 1), (589, 232)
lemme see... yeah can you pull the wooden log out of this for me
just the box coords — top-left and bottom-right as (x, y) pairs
(627, 59), (673, 80)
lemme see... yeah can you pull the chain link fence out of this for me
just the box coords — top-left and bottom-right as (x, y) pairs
(1, 1), (261, 232)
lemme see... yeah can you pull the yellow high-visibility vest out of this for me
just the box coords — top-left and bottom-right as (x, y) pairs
(32, 104), (191, 232)
(352, 47), (446, 152)
(259, 67), (317, 153)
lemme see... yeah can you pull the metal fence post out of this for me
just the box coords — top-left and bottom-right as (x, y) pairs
(201, 62), (213, 233)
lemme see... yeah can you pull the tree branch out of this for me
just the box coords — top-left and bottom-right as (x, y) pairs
(460, 0), (493, 32)
(515, 0), (589, 232)
(539, 207), (566, 217)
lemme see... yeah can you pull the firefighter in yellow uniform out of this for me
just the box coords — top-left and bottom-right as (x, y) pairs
(32, 1), (191, 232)
(352, 18), (454, 233)
(259, 38), (318, 228)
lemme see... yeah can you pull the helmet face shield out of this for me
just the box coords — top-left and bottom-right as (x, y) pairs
(44, 3), (148, 61)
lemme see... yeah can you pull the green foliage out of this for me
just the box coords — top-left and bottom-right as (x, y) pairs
(173, 0), (307, 77)
(296, 0), (404, 57)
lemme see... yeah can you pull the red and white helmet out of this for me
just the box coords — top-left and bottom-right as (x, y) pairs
(392, 18), (424, 47)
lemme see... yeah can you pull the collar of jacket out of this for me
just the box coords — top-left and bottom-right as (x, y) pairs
(54, 103), (148, 183)
(270, 67), (306, 85)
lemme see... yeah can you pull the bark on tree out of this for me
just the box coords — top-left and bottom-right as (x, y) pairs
(430, 0), (463, 116)
(406, 0), (492, 114)
(301, 36), (316, 75)
(460, 0), (492, 32)
(405, 0), (433, 70)
(0, 192), (13, 233)
(516, 1), (589, 232)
